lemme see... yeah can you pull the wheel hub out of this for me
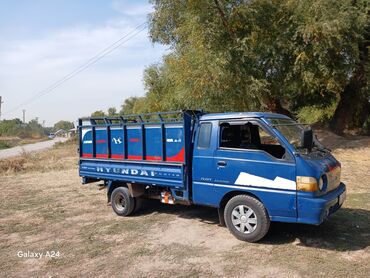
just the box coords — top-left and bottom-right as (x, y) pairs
(114, 193), (126, 212)
(231, 205), (257, 234)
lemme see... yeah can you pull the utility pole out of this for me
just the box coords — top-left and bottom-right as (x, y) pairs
(22, 109), (26, 123)
(0, 96), (3, 120)
(42, 120), (45, 127)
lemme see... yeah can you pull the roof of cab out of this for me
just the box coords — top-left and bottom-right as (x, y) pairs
(199, 112), (291, 121)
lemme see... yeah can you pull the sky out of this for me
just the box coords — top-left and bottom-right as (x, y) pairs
(0, 0), (168, 126)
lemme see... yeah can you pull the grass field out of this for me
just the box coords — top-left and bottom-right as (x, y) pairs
(0, 134), (369, 277)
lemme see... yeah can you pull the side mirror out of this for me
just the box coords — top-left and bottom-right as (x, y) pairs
(301, 128), (313, 152)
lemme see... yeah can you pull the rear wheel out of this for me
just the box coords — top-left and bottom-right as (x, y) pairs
(111, 187), (134, 216)
(224, 195), (270, 242)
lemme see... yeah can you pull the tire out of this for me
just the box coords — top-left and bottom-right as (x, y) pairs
(111, 187), (135, 216)
(133, 197), (143, 214)
(224, 195), (270, 242)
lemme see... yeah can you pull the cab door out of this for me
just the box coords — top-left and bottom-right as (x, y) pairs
(192, 121), (217, 205)
(213, 120), (297, 220)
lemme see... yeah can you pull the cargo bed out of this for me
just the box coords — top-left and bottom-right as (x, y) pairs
(78, 111), (200, 201)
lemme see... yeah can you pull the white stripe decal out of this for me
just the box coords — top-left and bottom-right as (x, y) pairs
(81, 128), (90, 139)
(195, 181), (296, 194)
(234, 172), (296, 190)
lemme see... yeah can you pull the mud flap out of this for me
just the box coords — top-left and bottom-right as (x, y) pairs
(218, 207), (226, 227)
(106, 181), (115, 203)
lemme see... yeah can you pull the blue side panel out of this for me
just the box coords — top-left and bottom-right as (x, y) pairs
(145, 126), (162, 160)
(96, 128), (108, 158)
(192, 182), (297, 221)
(127, 127), (142, 159)
(165, 126), (184, 161)
(191, 119), (297, 221)
(110, 128), (124, 158)
(80, 160), (184, 188)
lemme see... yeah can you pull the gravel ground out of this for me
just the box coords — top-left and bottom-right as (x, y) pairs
(0, 133), (369, 277)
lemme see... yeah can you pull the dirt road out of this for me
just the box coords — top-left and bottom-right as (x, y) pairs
(0, 137), (67, 159)
(0, 134), (369, 277)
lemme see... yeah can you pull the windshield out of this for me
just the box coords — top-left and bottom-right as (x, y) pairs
(267, 118), (305, 149)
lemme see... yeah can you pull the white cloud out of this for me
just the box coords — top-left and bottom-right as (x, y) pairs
(0, 17), (167, 125)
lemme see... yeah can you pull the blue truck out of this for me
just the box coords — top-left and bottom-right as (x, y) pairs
(78, 110), (346, 242)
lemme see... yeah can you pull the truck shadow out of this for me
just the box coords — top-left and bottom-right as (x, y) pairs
(262, 208), (370, 251)
(136, 201), (370, 251)
(135, 200), (219, 224)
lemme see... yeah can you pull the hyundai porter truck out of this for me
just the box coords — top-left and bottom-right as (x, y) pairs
(78, 110), (346, 242)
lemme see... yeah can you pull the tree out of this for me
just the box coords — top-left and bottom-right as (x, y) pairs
(91, 110), (105, 117)
(145, 0), (369, 134)
(0, 119), (23, 136)
(329, 0), (370, 133)
(119, 97), (141, 115)
(0, 118), (50, 138)
(53, 120), (74, 131)
(107, 107), (118, 116)
(22, 119), (44, 138)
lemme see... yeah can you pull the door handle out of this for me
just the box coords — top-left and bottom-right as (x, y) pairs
(217, 160), (227, 167)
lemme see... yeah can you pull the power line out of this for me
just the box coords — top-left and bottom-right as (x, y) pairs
(5, 22), (147, 115)
(4, 22), (148, 116)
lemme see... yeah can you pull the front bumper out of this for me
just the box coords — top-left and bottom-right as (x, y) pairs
(297, 182), (346, 225)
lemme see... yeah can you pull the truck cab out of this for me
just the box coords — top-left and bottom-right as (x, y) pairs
(191, 112), (345, 241)
(78, 111), (345, 242)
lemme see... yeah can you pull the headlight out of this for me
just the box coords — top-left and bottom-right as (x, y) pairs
(296, 176), (319, 192)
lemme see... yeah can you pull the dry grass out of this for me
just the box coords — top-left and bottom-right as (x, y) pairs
(0, 137), (49, 150)
(0, 132), (369, 277)
(0, 139), (77, 174)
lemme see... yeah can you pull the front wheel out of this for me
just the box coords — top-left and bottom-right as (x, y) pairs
(224, 195), (270, 242)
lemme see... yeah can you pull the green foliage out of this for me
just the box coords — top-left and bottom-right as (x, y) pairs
(120, 0), (369, 133)
(53, 120), (74, 131)
(107, 107), (118, 116)
(0, 119), (23, 136)
(0, 118), (46, 138)
(119, 97), (145, 114)
(297, 101), (338, 124)
(0, 141), (11, 150)
(91, 110), (106, 117)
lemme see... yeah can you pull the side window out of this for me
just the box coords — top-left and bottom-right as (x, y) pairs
(219, 122), (286, 159)
(197, 123), (212, 149)
(257, 125), (286, 159)
(259, 128), (280, 145)
(220, 124), (240, 148)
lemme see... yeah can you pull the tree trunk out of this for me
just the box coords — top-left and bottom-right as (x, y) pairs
(264, 97), (293, 118)
(330, 26), (369, 135)
(329, 75), (369, 135)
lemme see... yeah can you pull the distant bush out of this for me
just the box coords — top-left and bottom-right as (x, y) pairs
(0, 141), (11, 149)
(0, 118), (47, 139)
